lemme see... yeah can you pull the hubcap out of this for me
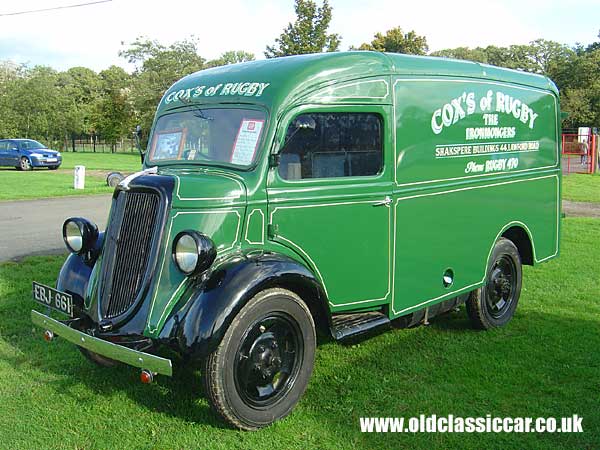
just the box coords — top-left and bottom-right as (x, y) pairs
(234, 313), (303, 407)
(485, 255), (517, 319)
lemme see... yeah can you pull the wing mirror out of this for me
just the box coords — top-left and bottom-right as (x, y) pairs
(134, 125), (145, 164)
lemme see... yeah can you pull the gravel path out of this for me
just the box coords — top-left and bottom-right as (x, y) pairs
(562, 200), (600, 218)
(0, 195), (112, 262)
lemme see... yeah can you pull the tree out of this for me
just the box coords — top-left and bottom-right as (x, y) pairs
(207, 50), (255, 68)
(526, 39), (574, 75)
(585, 30), (600, 53)
(265, 0), (340, 58)
(92, 66), (134, 151)
(120, 36), (205, 139)
(355, 26), (428, 55)
(11, 66), (62, 141)
(57, 67), (102, 144)
(561, 87), (595, 128)
(430, 46), (488, 63)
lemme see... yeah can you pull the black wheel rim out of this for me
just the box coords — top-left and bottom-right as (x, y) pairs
(234, 312), (303, 408)
(485, 255), (517, 319)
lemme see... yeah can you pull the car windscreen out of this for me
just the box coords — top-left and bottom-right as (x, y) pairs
(147, 108), (267, 167)
(20, 140), (46, 150)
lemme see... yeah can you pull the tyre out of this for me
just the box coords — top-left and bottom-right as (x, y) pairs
(19, 157), (32, 171)
(203, 288), (316, 430)
(78, 347), (118, 368)
(49, 165), (59, 170)
(466, 237), (522, 330)
(106, 171), (124, 187)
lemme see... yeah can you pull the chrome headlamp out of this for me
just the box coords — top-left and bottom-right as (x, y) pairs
(62, 217), (98, 255)
(172, 230), (216, 276)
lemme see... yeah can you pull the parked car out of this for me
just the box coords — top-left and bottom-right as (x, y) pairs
(31, 52), (561, 430)
(0, 139), (62, 170)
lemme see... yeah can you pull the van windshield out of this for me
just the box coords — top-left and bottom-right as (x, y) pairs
(147, 108), (267, 167)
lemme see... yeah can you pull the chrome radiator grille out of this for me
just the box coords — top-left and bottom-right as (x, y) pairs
(100, 190), (161, 319)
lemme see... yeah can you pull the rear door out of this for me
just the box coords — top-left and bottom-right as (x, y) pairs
(7, 141), (20, 166)
(267, 106), (394, 311)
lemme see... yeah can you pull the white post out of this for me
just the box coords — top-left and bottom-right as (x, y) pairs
(74, 165), (85, 189)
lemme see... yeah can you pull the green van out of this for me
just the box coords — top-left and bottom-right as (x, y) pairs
(32, 52), (561, 430)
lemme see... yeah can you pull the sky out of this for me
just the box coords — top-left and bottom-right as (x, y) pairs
(0, 0), (598, 72)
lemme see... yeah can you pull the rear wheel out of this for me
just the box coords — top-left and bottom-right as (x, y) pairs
(19, 157), (32, 171)
(203, 288), (316, 430)
(467, 238), (522, 329)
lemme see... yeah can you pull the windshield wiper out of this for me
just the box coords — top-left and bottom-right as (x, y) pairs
(192, 109), (214, 121)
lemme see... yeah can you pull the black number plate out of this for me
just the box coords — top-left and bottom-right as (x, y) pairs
(32, 282), (73, 317)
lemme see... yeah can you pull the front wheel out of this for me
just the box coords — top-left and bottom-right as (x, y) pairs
(466, 237), (522, 329)
(19, 157), (32, 171)
(203, 288), (316, 430)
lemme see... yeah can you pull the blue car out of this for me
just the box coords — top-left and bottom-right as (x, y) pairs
(0, 139), (62, 171)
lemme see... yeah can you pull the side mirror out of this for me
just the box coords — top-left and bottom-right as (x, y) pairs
(134, 125), (145, 164)
(292, 116), (316, 131)
(272, 115), (317, 169)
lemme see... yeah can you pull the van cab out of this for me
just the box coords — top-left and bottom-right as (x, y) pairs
(31, 52), (561, 430)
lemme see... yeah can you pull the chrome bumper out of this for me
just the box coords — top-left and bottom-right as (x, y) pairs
(31, 310), (173, 376)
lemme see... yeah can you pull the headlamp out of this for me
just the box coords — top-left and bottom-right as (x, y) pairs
(62, 217), (98, 255)
(172, 230), (216, 276)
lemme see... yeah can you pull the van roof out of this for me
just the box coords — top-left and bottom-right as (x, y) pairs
(160, 51), (558, 113)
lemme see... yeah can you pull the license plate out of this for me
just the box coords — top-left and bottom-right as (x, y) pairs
(32, 282), (73, 317)
(46, 158), (57, 163)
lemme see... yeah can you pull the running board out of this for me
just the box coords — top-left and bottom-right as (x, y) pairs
(330, 311), (391, 341)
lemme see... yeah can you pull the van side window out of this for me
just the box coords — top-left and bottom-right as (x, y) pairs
(279, 113), (382, 180)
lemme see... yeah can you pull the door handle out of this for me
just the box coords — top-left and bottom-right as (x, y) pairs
(373, 196), (392, 207)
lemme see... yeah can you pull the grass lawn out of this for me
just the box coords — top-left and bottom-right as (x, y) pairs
(562, 173), (600, 203)
(0, 153), (141, 201)
(60, 152), (142, 172)
(0, 218), (598, 449)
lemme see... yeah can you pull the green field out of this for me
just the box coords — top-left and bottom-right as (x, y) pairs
(0, 153), (141, 201)
(59, 152), (142, 172)
(0, 217), (598, 449)
(562, 173), (600, 203)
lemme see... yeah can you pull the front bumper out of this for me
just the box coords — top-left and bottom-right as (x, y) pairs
(30, 156), (62, 167)
(31, 310), (172, 376)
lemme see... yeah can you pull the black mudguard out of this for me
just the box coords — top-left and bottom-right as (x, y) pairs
(55, 232), (104, 308)
(160, 252), (328, 360)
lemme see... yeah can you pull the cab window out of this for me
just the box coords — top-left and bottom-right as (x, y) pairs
(279, 112), (382, 180)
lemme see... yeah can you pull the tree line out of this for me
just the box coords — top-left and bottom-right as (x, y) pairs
(0, 0), (598, 150)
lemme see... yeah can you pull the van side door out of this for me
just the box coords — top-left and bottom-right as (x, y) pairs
(266, 107), (394, 311)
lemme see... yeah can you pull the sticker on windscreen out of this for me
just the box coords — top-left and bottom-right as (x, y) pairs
(230, 119), (264, 165)
(151, 128), (186, 160)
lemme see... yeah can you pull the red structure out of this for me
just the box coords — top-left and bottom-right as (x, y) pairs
(561, 133), (597, 175)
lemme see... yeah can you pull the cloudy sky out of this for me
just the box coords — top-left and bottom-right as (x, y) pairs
(0, 0), (598, 72)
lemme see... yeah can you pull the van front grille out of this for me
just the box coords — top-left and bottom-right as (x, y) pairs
(100, 190), (161, 319)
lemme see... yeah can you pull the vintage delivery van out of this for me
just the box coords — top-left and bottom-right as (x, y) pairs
(31, 52), (561, 430)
